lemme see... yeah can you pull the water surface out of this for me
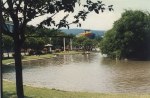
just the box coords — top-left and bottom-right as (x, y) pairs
(3, 53), (150, 93)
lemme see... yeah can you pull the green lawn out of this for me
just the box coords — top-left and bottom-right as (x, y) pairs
(2, 51), (82, 65)
(54, 51), (83, 55)
(2, 54), (54, 65)
(3, 81), (150, 98)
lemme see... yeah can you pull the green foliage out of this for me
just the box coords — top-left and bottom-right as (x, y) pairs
(73, 36), (87, 48)
(23, 26), (72, 51)
(73, 36), (98, 51)
(2, 35), (14, 58)
(3, 35), (13, 51)
(100, 10), (150, 60)
(25, 37), (46, 50)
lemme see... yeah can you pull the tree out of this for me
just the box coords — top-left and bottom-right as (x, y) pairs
(73, 36), (98, 51)
(73, 36), (87, 50)
(83, 38), (95, 51)
(24, 37), (47, 52)
(24, 26), (71, 52)
(100, 10), (150, 60)
(0, 0), (113, 97)
(51, 31), (67, 49)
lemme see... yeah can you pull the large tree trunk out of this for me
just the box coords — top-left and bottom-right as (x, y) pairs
(14, 38), (24, 98)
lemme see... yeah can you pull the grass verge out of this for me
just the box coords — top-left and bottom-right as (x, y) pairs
(3, 81), (150, 98)
(54, 51), (83, 55)
(2, 54), (54, 65)
(2, 51), (83, 65)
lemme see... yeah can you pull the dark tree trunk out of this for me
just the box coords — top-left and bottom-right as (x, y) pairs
(14, 38), (24, 98)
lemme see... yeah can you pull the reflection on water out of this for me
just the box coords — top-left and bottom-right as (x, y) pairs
(3, 53), (150, 93)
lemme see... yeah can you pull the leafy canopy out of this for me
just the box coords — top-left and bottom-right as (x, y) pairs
(1, 0), (113, 37)
(100, 10), (150, 60)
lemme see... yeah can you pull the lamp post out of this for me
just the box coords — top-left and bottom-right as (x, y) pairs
(0, 0), (3, 97)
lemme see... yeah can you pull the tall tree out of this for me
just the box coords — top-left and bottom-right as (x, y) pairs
(0, 0), (113, 97)
(73, 36), (98, 51)
(100, 10), (150, 60)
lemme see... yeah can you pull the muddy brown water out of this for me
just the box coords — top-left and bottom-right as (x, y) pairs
(3, 53), (150, 93)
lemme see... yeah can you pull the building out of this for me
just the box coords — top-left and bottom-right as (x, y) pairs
(76, 29), (95, 39)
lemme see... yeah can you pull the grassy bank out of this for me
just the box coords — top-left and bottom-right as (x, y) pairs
(54, 51), (83, 55)
(3, 81), (150, 98)
(3, 51), (82, 65)
(3, 54), (54, 65)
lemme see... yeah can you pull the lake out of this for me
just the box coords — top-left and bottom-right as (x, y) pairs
(3, 53), (150, 93)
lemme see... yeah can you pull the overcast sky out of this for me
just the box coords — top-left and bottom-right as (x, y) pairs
(28, 0), (150, 30)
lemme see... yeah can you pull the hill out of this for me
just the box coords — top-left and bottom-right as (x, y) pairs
(61, 29), (105, 37)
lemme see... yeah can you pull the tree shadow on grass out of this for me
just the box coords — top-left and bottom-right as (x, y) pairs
(3, 91), (33, 98)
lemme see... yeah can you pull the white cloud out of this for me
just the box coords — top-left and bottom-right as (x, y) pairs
(28, 0), (150, 30)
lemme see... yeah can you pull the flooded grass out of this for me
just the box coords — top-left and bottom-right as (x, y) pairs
(2, 54), (54, 65)
(2, 51), (82, 65)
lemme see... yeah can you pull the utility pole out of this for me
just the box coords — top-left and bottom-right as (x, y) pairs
(70, 38), (73, 51)
(0, 0), (3, 97)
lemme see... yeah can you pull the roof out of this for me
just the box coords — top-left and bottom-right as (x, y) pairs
(45, 44), (53, 47)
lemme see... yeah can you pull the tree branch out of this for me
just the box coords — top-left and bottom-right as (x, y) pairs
(23, 0), (27, 23)
(7, 0), (19, 25)
(1, 0), (7, 7)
